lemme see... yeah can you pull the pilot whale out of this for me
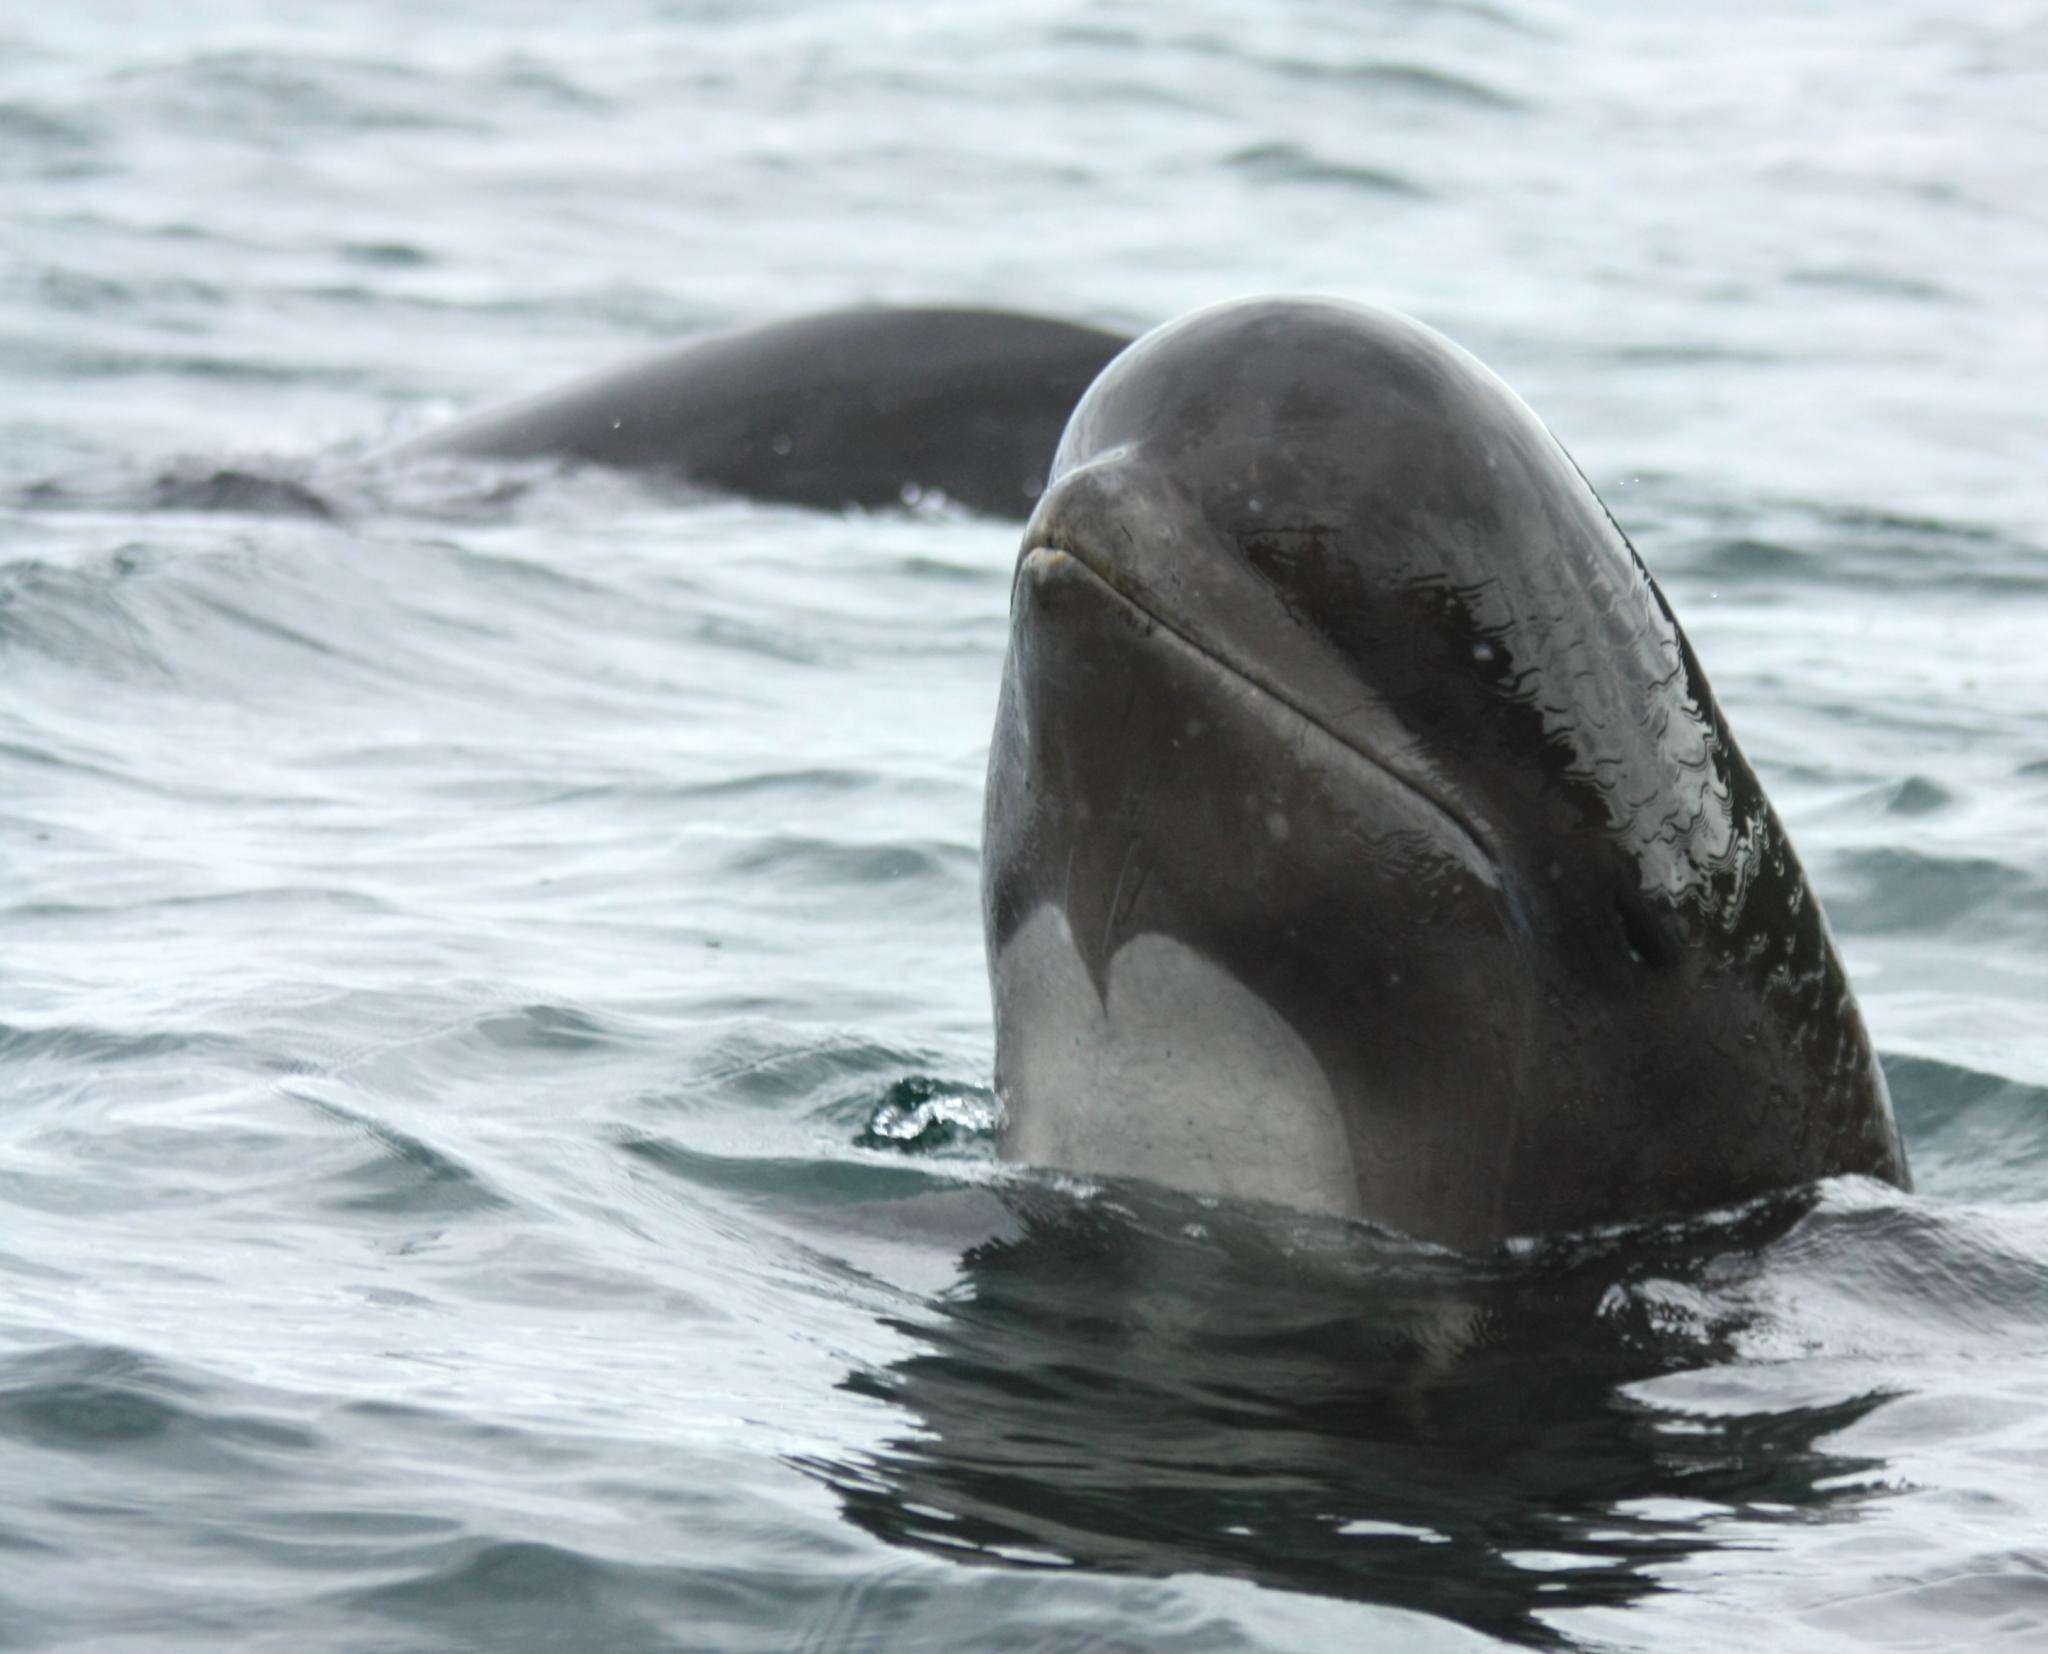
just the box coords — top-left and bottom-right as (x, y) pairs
(983, 296), (1909, 1249)
(400, 293), (1907, 1247)
(395, 306), (1132, 520)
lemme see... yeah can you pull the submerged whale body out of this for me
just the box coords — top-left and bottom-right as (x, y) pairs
(397, 307), (1133, 520)
(984, 296), (1909, 1249)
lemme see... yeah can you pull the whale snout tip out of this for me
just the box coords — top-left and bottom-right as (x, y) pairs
(1020, 545), (1079, 581)
(1011, 544), (1086, 615)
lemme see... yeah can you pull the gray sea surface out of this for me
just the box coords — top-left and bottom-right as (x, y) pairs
(4, 1), (2046, 1648)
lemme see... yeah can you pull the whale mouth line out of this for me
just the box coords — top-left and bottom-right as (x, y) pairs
(1017, 542), (1498, 875)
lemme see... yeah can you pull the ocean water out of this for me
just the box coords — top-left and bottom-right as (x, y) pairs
(4, 1), (2046, 1648)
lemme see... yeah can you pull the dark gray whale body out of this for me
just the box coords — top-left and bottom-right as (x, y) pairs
(399, 307), (1132, 520)
(984, 296), (1909, 1249)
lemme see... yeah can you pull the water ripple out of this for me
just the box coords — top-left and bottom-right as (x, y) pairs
(1221, 141), (1432, 197)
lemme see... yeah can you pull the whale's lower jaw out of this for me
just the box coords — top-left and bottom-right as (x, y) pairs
(993, 905), (1365, 1221)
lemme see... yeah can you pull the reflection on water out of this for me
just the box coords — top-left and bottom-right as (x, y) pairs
(803, 1184), (1895, 1648)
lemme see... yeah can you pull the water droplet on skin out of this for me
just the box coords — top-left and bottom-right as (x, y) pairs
(1248, 495), (1263, 513)
(1472, 642), (1496, 664)
(610, 418), (623, 430)
(900, 481), (923, 506)
(771, 433), (793, 456)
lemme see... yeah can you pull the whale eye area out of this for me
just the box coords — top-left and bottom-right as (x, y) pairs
(1613, 892), (1678, 970)
(1240, 525), (1332, 588)
(1228, 500), (1676, 870)
(1240, 528), (1524, 700)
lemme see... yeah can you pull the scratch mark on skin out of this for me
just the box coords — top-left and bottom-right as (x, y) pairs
(1112, 679), (1142, 765)
(1124, 854), (1153, 928)
(1104, 836), (1141, 962)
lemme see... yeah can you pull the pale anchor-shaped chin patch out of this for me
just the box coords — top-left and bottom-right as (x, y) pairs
(997, 905), (1361, 1218)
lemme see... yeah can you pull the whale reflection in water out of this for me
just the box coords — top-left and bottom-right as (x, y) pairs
(796, 1181), (1895, 1647)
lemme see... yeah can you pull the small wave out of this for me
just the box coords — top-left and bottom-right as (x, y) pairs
(1798, 1551), (2048, 1647)
(1786, 265), (1960, 303)
(1885, 1054), (2048, 1205)
(335, 1534), (795, 1651)
(1767, 502), (2048, 594)
(183, 586), (358, 662)
(485, 55), (614, 115)
(0, 101), (104, 178)
(8, 337), (378, 386)
(0, 552), (177, 683)
(1825, 847), (2037, 936)
(1222, 143), (1431, 198)
(1750, 1187), (2048, 1346)
(352, 454), (690, 527)
(0, 1021), (245, 1067)
(1607, 341), (1785, 367)
(1260, 57), (1528, 111)
(14, 536), (464, 701)
(668, 766), (882, 803)
(471, 1003), (619, 1054)
(1818, 504), (2007, 547)
(32, 266), (229, 317)
(338, 239), (435, 268)
(892, 551), (1003, 584)
(723, 834), (976, 888)
(619, 1133), (957, 1209)
(684, 611), (827, 666)
(1400, 0), (1559, 36)
(344, 1538), (620, 1617)
(1819, 775), (1958, 822)
(287, 1093), (512, 1220)
(670, 1031), (931, 1111)
(111, 50), (489, 138)
(1691, 535), (1810, 580)
(0, 101), (97, 149)
(1877, 776), (1957, 817)
(0, 1343), (318, 1465)
(489, 764), (919, 815)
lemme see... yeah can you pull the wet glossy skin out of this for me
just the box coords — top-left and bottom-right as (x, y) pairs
(983, 297), (1909, 1248)
(398, 307), (1133, 520)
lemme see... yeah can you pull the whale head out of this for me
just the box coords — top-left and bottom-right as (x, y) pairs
(983, 297), (1907, 1248)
